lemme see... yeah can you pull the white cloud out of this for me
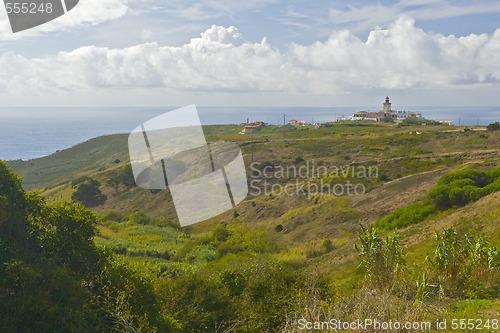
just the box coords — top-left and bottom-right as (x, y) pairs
(329, 0), (500, 33)
(287, 17), (500, 91)
(198, 25), (242, 45)
(0, 0), (128, 40)
(129, 0), (276, 23)
(0, 19), (499, 103)
(141, 29), (155, 42)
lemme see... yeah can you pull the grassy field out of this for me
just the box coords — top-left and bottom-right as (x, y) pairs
(6, 120), (500, 331)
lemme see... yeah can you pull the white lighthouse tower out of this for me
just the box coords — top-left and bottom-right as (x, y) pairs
(383, 96), (392, 113)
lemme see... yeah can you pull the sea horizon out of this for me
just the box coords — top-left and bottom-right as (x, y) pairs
(1, 105), (499, 161)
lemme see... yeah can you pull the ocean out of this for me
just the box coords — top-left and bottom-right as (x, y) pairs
(1, 106), (499, 161)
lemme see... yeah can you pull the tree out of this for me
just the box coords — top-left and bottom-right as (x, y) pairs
(37, 202), (100, 276)
(0, 163), (175, 332)
(487, 121), (500, 131)
(0, 161), (29, 254)
(0, 163), (100, 332)
(94, 256), (178, 332)
(71, 178), (106, 207)
(427, 169), (495, 209)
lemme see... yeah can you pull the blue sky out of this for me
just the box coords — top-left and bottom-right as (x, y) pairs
(1, 0), (500, 107)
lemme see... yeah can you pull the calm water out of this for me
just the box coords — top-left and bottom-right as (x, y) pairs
(0, 106), (499, 161)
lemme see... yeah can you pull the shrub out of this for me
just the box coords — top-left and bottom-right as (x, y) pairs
(158, 273), (233, 333)
(482, 178), (500, 195)
(184, 244), (216, 263)
(486, 121), (500, 130)
(427, 184), (451, 209)
(375, 201), (437, 230)
(106, 164), (136, 188)
(428, 168), (500, 209)
(70, 176), (95, 187)
(71, 178), (106, 207)
(322, 238), (334, 253)
(100, 210), (126, 222)
(378, 173), (390, 182)
(215, 242), (244, 258)
(432, 228), (500, 298)
(212, 226), (231, 242)
(306, 239), (335, 258)
(293, 156), (305, 164)
(400, 117), (438, 126)
(219, 269), (247, 296)
(129, 211), (152, 225)
(355, 224), (405, 292)
(437, 169), (491, 187)
(486, 166), (500, 179)
(305, 246), (323, 259)
(239, 260), (303, 332)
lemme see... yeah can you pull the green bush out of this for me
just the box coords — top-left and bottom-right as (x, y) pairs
(212, 226), (231, 242)
(305, 239), (335, 258)
(375, 201), (437, 230)
(215, 242), (244, 258)
(70, 176), (95, 187)
(158, 273), (234, 333)
(427, 169), (500, 209)
(378, 167), (500, 230)
(432, 228), (500, 298)
(486, 121), (500, 130)
(129, 211), (152, 225)
(293, 156), (305, 164)
(0, 162), (172, 332)
(219, 269), (247, 296)
(100, 210), (126, 222)
(71, 178), (106, 207)
(437, 169), (491, 187)
(482, 178), (500, 195)
(160, 258), (303, 332)
(184, 244), (216, 263)
(486, 166), (500, 179)
(355, 224), (405, 291)
(400, 117), (438, 126)
(106, 164), (136, 188)
(322, 238), (334, 253)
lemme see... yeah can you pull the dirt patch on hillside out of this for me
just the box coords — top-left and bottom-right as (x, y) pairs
(350, 167), (451, 223)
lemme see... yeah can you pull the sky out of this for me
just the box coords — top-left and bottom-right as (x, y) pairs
(1, 0), (500, 107)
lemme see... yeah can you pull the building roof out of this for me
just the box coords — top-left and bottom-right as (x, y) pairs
(245, 121), (265, 127)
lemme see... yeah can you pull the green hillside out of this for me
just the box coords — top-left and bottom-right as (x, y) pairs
(8, 134), (130, 190)
(4, 121), (500, 332)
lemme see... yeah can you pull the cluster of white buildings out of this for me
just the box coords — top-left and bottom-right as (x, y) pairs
(351, 97), (422, 122)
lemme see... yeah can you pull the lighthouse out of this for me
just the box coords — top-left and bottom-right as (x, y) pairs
(383, 96), (392, 113)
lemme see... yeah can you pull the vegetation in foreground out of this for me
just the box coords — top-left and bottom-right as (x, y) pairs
(2, 121), (500, 332)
